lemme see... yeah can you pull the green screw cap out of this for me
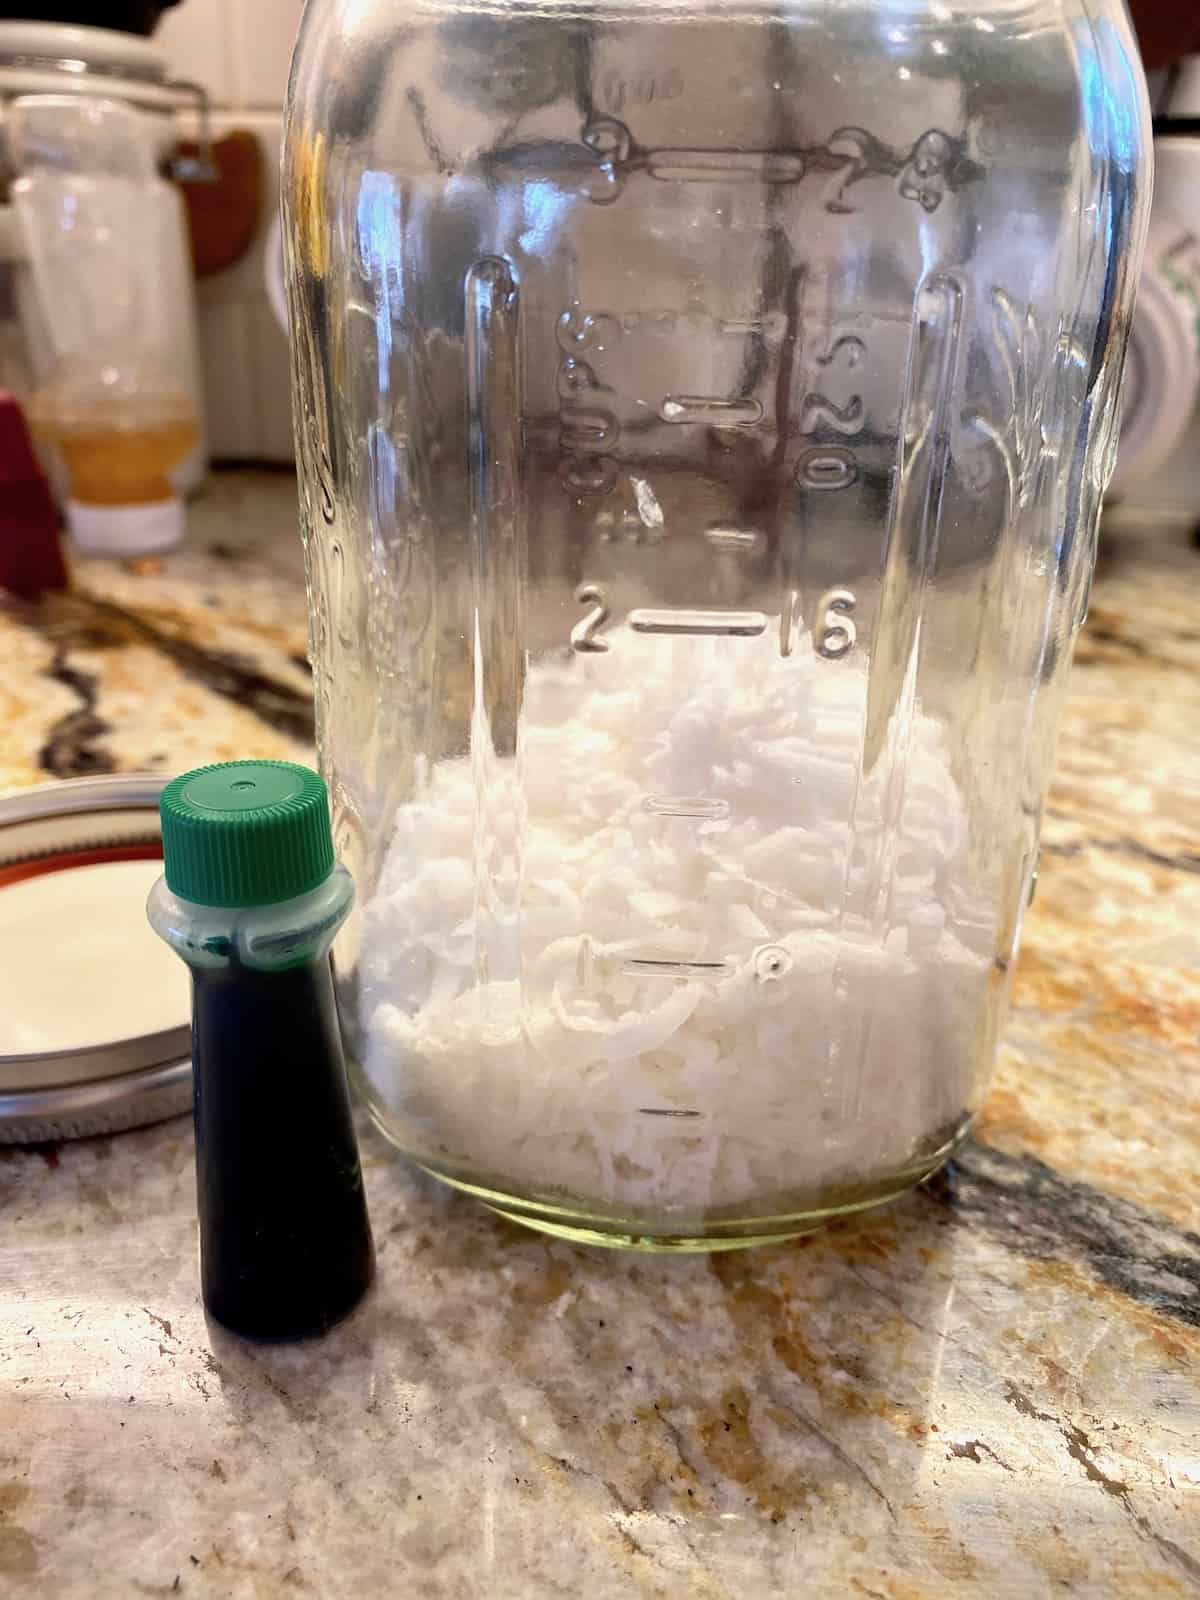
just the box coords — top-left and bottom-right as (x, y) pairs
(159, 761), (335, 908)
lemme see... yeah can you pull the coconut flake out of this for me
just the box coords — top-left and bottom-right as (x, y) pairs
(359, 621), (993, 1213)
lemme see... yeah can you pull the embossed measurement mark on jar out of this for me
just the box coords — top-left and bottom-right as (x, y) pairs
(799, 329), (867, 447)
(580, 116), (632, 204)
(779, 587), (859, 659)
(571, 583), (610, 653)
(798, 393), (864, 434)
(570, 594), (774, 651)
(780, 588), (802, 658)
(621, 958), (733, 979)
(795, 446), (859, 491)
(560, 409), (620, 449)
(720, 312), (788, 339)
(598, 66), (684, 114)
(629, 608), (768, 638)
(788, 313), (869, 532)
(641, 795), (731, 820)
(648, 150), (808, 184)
(557, 357), (598, 397)
(822, 127), (876, 214)
(557, 306), (621, 354)
(816, 589), (857, 659)
(816, 334), (866, 369)
(660, 395), (764, 426)
(705, 525), (766, 552)
(557, 303), (621, 498)
(561, 458), (618, 494)
(899, 130), (957, 213)
(575, 123), (980, 213)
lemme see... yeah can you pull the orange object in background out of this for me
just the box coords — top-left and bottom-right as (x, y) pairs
(177, 130), (263, 279)
(1127, 2), (1200, 71)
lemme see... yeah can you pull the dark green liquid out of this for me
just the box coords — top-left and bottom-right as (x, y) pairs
(190, 955), (374, 1340)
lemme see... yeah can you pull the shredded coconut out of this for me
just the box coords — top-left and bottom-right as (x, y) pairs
(358, 620), (992, 1216)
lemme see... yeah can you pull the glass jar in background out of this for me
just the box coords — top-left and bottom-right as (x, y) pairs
(9, 96), (198, 556)
(284, 0), (1149, 1248)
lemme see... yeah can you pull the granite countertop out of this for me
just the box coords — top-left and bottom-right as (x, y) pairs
(0, 472), (1197, 1598)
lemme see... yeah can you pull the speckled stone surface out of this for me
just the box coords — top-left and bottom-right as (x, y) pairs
(1, 477), (1198, 1598)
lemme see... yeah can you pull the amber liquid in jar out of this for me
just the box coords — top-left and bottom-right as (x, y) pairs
(39, 418), (198, 506)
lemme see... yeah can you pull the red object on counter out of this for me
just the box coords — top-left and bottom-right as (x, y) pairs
(0, 389), (67, 598)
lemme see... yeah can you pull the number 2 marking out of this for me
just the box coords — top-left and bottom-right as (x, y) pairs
(571, 583), (610, 653)
(823, 128), (873, 214)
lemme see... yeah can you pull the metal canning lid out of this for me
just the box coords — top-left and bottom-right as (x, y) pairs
(0, 774), (192, 1143)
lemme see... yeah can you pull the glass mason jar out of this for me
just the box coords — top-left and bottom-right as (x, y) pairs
(284, 0), (1149, 1248)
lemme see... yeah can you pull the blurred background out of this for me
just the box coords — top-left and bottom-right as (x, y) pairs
(0, 0), (302, 469)
(141, 0), (299, 465)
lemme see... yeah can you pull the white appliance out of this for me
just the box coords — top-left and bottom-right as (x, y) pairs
(0, 21), (210, 495)
(1112, 57), (1200, 506)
